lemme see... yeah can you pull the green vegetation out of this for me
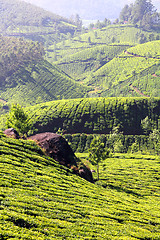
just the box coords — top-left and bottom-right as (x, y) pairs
(45, 25), (160, 97)
(120, 0), (159, 30)
(20, 97), (159, 135)
(0, 35), (44, 80)
(56, 44), (130, 80)
(0, 58), (88, 106)
(0, 132), (159, 239)
(0, 0), (76, 44)
(0, 2), (160, 239)
(65, 131), (160, 155)
(5, 104), (34, 136)
(88, 137), (110, 180)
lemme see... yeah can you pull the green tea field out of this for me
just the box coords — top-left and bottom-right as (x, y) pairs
(0, 132), (159, 239)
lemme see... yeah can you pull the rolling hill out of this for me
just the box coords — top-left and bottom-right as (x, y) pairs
(0, 36), (88, 106)
(0, 132), (159, 239)
(46, 25), (160, 98)
(0, 0), (77, 44)
(11, 97), (160, 135)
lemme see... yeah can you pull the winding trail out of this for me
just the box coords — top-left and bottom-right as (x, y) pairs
(129, 84), (149, 97)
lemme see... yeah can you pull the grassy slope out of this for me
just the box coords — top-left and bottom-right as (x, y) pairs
(0, 59), (88, 106)
(88, 41), (160, 97)
(0, 133), (159, 239)
(47, 25), (160, 97)
(0, 97), (155, 135)
(48, 25), (159, 61)
(0, 0), (76, 44)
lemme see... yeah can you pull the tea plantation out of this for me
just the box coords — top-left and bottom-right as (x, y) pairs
(21, 97), (160, 135)
(0, 132), (159, 239)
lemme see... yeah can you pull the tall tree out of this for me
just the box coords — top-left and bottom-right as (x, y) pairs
(119, 4), (133, 22)
(131, 0), (156, 26)
(6, 104), (33, 137)
(88, 137), (110, 181)
(120, 0), (158, 29)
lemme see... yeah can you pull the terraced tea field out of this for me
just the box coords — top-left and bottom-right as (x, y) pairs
(0, 133), (159, 239)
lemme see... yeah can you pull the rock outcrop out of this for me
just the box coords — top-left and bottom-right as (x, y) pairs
(29, 132), (94, 183)
(29, 132), (77, 167)
(4, 128), (19, 139)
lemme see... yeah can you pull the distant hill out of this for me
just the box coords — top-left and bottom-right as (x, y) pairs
(46, 24), (160, 97)
(0, 0), (77, 44)
(24, 0), (160, 21)
(0, 36), (88, 106)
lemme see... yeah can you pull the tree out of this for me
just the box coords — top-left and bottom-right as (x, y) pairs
(119, 0), (158, 29)
(88, 36), (91, 44)
(74, 14), (82, 30)
(148, 129), (160, 154)
(108, 126), (124, 153)
(119, 4), (133, 22)
(5, 104), (33, 137)
(141, 116), (153, 135)
(131, 0), (157, 28)
(88, 137), (110, 181)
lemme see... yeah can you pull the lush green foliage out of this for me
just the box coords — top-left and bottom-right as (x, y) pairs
(0, 133), (159, 239)
(65, 132), (160, 155)
(56, 44), (129, 80)
(119, 0), (159, 30)
(5, 104), (33, 136)
(88, 137), (110, 180)
(11, 97), (159, 135)
(0, 59), (88, 106)
(46, 24), (160, 97)
(0, 35), (44, 79)
(0, 0), (76, 44)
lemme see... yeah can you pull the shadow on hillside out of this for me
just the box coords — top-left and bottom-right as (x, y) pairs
(96, 181), (142, 197)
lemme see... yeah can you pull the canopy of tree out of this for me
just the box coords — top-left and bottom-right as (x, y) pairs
(119, 0), (159, 29)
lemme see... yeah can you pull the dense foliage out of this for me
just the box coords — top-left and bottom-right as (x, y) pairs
(17, 97), (160, 135)
(65, 132), (160, 155)
(119, 0), (159, 30)
(0, 58), (88, 106)
(5, 104), (33, 136)
(0, 133), (159, 239)
(0, 35), (44, 80)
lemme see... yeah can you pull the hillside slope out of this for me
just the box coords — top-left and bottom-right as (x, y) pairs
(20, 97), (160, 135)
(0, 132), (159, 239)
(0, 0), (76, 44)
(47, 25), (160, 97)
(0, 36), (88, 106)
(87, 40), (160, 97)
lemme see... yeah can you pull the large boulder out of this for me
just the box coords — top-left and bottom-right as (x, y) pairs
(4, 128), (19, 139)
(29, 132), (77, 167)
(29, 132), (94, 183)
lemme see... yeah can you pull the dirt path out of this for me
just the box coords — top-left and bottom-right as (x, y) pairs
(130, 84), (149, 97)
(124, 50), (159, 60)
